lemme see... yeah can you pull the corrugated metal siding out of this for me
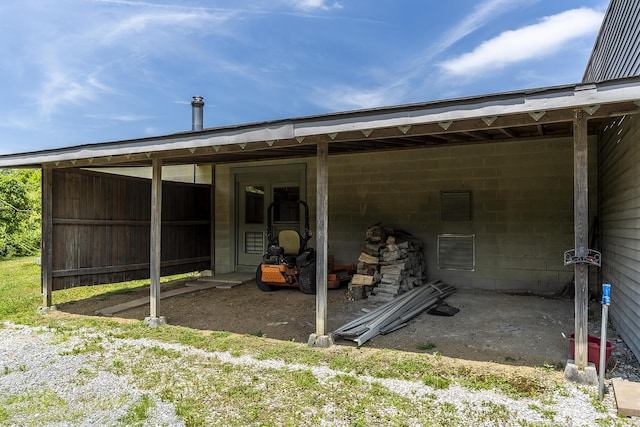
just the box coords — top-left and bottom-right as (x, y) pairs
(584, 0), (640, 82)
(599, 114), (640, 361)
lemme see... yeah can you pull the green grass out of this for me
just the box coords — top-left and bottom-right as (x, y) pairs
(0, 257), (43, 323)
(0, 258), (562, 400)
(118, 394), (155, 426)
(0, 257), (191, 324)
(416, 340), (436, 350)
(0, 388), (75, 426)
(0, 256), (619, 426)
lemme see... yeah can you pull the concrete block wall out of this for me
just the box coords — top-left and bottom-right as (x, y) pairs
(327, 136), (598, 294)
(214, 164), (233, 274)
(213, 136), (598, 294)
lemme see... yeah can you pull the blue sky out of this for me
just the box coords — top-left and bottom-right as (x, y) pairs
(0, 0), (608, 154)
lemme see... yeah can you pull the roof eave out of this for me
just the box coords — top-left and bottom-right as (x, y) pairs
(1, 76), (640, 169)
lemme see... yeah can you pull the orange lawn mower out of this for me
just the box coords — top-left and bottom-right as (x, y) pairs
(256, 200), (317, 294)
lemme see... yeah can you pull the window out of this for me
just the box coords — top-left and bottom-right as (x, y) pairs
(273, 186), (300, 222)
(244, 186), (264, 224)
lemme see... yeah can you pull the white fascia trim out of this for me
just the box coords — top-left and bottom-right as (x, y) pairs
(293, 80), (640, 137)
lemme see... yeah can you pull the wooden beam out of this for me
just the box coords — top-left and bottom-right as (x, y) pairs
(499, 128), (517, 138)
(41, 167), (53, 308)
(150, 158), (163, 320)
(430, 133), (469, 142)
(573, 109), (589, 369)
(315, 141), (329, 337)
(51, 219), (210, 226)
(462, 131), (485, 140)
(51, 256), (211, 278)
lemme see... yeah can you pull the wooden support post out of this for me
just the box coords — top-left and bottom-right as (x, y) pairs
(310, 141), (332, 347)
(573, 109), (589, 369)
(210, 165), (216, 274)
(41, 167), (53, 309)
(146, 158), (166, 327)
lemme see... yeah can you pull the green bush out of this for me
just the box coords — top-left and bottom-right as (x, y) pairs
(0, 169), (41, 258)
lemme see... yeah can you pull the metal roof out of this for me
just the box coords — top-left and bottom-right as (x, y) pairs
(2, 77), (640, 169)
(583, 0), (640, 83)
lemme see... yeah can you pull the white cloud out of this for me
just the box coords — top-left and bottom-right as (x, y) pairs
(0, 116), (30, 130)
(311, 75), (411, 112)
(23, 1), (238, 120)
(102, 12), (204, 41)
(38, 71), (108, 118)
(439, 8), (604, 76)
(85, 113), (151, 122)
(315, 0), (526, 112)
(319, 86), (388, 111)
(98, 6), (236, 45)
(286, 0), (342, 11)
(431, 0), (526, 57)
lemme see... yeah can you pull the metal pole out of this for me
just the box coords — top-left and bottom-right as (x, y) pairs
(599, 283), (611, 400)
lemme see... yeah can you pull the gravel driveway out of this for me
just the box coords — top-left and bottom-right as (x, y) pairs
(1, 321), (638, 426)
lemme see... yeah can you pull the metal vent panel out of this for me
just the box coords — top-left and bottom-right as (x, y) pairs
(244, 232), (264, 255)
(438, 234), (475, 271)
(441, 191), (472, 221)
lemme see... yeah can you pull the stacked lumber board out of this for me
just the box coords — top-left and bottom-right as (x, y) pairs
(350, 224), (427, 302)
(334, 280), (455, 346)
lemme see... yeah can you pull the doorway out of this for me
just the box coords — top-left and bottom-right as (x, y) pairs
(234, 165), (306, 270)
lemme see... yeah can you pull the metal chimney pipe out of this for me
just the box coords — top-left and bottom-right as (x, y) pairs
(191, 95), (204, 131)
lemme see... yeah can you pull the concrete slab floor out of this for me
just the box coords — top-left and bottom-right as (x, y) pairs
(348, 288), (575, 367)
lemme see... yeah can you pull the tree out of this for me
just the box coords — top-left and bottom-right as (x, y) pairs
(0, 169), (41, 257)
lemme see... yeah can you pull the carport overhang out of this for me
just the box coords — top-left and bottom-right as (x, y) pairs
(3, 76), (640, 367)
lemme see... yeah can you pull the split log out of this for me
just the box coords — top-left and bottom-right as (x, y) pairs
(358, 252), (379, 264)
(357, 263), (377, 275)
(351, 274), (377, 286)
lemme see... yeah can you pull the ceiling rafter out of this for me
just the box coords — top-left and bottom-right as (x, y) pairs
(499, 128), (517, 138)
(462, 131), (485, 140)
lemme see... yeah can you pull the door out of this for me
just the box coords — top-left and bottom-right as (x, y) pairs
(235, 166), (305, 269)
(237, 181), (267, 266)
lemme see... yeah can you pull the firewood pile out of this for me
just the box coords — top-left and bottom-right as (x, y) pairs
(349, 224), (427, 302)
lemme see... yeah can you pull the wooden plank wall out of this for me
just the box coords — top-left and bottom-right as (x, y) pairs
(51, 168), (211, 290)
(583, 0), (640, 82)
(599, 114), (640, 361)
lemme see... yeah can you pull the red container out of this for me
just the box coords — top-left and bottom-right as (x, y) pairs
(568, 334), (615, 372)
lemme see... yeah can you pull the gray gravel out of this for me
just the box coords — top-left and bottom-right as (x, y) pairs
(0, 323), (184, 427)
(1, 321), (639, 426)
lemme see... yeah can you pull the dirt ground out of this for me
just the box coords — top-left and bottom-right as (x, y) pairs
(58, 278), (585, 368)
